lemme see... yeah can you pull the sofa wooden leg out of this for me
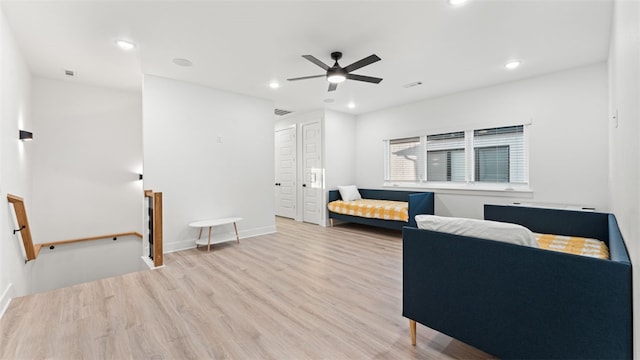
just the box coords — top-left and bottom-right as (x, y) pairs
(410, 319), (416, 346)
(330, 218), (334, 227)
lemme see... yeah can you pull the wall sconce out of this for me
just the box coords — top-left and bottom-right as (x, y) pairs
(19, 130), (33, 141)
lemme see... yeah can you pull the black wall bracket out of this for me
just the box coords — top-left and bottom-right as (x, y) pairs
(13, 225), (25, 235)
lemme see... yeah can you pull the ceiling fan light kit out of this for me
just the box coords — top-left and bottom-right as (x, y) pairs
(288, 51), (382, 92)
(327, 71), (346, 84)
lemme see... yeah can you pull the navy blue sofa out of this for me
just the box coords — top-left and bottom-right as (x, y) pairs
(328, 189), (434, 230)
(403, 205), (632, 359)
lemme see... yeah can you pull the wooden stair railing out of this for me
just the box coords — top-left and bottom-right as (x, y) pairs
(7, 194), (146, 263)
(40, 232), (143, 248)
(7, 194), (37, 261)
(144, 190), (163, 267)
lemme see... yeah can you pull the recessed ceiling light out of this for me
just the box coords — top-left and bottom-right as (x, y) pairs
(115, 40), (136, 51)
(173, 58), (193, 67)
(448, 0), (469, 6)
(505, 60), (521, 70)
(347, 102), (356, 109)
(269, 81), (280, 89)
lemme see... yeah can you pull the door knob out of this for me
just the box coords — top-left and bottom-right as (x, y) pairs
(302, 184), (307, 187)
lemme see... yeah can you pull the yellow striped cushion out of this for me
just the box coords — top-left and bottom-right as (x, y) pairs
(535, 233), (610, 260)
(328, 199), (409, 222)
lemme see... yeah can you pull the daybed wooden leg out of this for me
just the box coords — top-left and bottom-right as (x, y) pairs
(409, 319), (416, 346)
(330, 218), (334, 227)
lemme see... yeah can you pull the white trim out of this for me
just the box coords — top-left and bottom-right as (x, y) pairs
(383, 181), (533, 197)
(0, 283), (13, 320)
(162, 225), (277, 253)
(464, 129), (474, 182)
(383, 119), (533, 143)
(141, 256), (166, 270)
(523, 124), (530, 183)
(382, 139), (390, 182)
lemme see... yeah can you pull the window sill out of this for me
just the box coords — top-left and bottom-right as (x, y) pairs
(383, 181), (533, 197)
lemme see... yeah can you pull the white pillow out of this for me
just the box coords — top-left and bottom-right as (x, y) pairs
(415, 214), (539, 248)
(337, 185), (362, 201)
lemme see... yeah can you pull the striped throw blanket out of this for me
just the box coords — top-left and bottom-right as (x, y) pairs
(535, 233), (610, 260)
(328, 199), (409, 222)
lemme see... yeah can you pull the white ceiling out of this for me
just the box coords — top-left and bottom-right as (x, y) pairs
(2, 0), (612, 115)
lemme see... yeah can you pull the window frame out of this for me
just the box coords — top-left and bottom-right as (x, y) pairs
(383, 124), (531, 194)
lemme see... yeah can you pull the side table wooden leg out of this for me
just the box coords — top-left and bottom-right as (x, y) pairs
(198, 228), (203, 240)
(233, 222), (240, 244)
(207, 226), (212, 252)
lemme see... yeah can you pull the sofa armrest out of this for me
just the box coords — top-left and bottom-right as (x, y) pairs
(407, 192), (434, 228)
(608, 214), (631, 264)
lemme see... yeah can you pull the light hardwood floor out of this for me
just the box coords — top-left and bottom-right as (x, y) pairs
(0, 217), (494, 359)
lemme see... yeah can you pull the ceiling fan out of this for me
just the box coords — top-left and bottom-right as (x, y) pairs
(287, 51), (383, 92)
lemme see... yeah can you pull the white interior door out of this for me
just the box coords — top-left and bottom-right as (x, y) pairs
(274, 127), (296, 219)
(302, 122), (322, 225)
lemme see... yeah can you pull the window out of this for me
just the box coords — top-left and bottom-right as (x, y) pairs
(426, 132), (465, 182)
(473, 125), (525, 184)
(387, 137), (422, 182)
(475, 146), (509, 182)
(384, 124), (528, 190)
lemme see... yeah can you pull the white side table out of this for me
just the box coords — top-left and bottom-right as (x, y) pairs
(188, 217), (242, 251)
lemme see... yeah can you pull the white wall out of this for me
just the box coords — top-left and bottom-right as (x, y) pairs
(323, 110), (357, 191)
(355, 63), (609, 219)
(323, 110), (357, 224)
(30, 77), (143, 243)
(25, 77), (144, 293)
(143, 75), (276, 252)
(31, 234), (145, 293)
(0, 6), (34, 311)
(608, 0), (640, 356)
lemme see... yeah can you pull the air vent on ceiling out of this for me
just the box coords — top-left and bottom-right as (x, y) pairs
(274, 109), (293, 116)
(64, 69), (75, 77)
(403, 81), (422, 88)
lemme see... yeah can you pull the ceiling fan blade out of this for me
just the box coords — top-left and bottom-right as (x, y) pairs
(343, 54), (381, 73)
(302, 55), (330, 70)
(346, 73), (383, 84)
(287, 74), (325, 81)
(328, 83), (338, 92)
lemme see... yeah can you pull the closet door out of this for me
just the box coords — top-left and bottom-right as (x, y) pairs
(274, 126), (296, 219)
(302, 122), (322, 225)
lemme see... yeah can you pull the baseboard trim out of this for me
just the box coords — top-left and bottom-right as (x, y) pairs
(164, 225), (277, 254)
(141, 256), (166, 270)
(0, 283), (13, 320)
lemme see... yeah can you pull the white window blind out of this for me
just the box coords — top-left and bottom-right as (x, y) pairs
(426, 132), (465, 182)
(388, 137), (422, 182)
(384, 124), (528, 189)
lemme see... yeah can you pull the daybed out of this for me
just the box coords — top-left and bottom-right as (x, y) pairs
(327, 189), (434, 230)
(403, 204), (632, 359)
